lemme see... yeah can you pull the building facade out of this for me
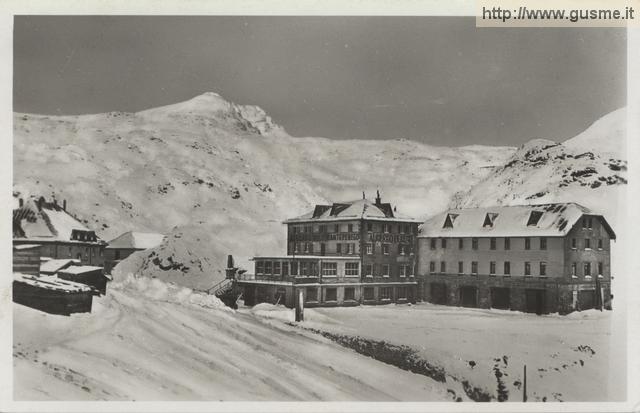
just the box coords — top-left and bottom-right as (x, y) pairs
(13, 196), (106, 266)
(104, 231), (165, 274)
(417, 203), (615, 314)
(236, 192), (420, 308)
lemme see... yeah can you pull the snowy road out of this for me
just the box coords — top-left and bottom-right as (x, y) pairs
(13, 285), (457, 401)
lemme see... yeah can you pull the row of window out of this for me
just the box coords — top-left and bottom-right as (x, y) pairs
(291, 222), (416, 235)
(428, 260), (604, 277)
(429, 237), (607, 251)
(305, 286), (408, 303)
(363, 263), (413, 278)
(366, 242), (412, 255)
(255, 261), (360, 277)
(293, 242), (413, 255)
(430, 237), (545, 250)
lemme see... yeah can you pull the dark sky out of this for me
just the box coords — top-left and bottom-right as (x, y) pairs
(13, 16), (626, 146)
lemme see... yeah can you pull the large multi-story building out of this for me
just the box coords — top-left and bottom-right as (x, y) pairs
(417, 203), (615, 314)
(236, 192), (420, 307)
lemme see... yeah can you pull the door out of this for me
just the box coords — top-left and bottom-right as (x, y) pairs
(430, 282), (447, 305)
(275, 288), (286, 305)
(578, 290), (595, 311)
(490, 287), (511, 310)
(459, 286), (478, 307)
(525, 289), (545, 315)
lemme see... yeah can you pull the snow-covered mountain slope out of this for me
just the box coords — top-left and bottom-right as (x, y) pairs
(13, 92), (513, 288)
(451, 107), (627, 220)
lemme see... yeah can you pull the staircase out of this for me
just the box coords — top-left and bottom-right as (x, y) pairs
(204, 278), (239, 309)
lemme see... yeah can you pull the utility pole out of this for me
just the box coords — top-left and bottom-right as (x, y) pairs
(295, 289), (304, 322)
(523, 364), (528, 402)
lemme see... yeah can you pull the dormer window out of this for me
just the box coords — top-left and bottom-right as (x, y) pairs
(483, 213), (498, 228)
(443, 213), (459, 229)
(527, 211), (543, 226)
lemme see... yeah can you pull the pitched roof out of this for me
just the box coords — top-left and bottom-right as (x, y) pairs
(284, 198), (418, 224)
(40, 259), (80, 275)
(13, 197), (101, 243)
(420, 203), (616, 239)
(106, 231), (165, 250)
(58, 265), (104, 275)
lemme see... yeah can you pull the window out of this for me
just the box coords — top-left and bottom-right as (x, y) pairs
(407, 265), (414, 277)
(382, 244), (390, 255)
(282, 262), (289, 276)
(364, 287), (374, 300)
(524, 262), (531, 276)
(540, 262), (547, 277)
(504, 261), (511, 276)
(525, 237), (531, 250)
(367, 222), (373, 232)
(399, 244), (407, 255)
(365, 264), (373, 277)
(348, 224), (353, 233)
(345, 262), (359, 276)
(397, 287), (407, 299)
(382, 264), (390, 277)
(471, 261), (478, 275)
(273, 261), (281, 275)
(308, 243), (313, 254)
(321, 262), (338, 276)
(571, 238), (577, 249)
(366, 243), (373, 254)
(304, 243), (310, 253)
(598, 262), (603, 276)
(294, 243), (300, 253)
(429, 261), (436, 273)
(325, 288), (337, 302)
(441, 238), (447, 249)
(256, 261), (264, 274)
(319, 225), (327, 233)
(305, 287), (318, 302)
(380, 287), (392, 300)
(588, 218), (593, 229)
(598, 239), (603, 250)
(430, 239), (437, 250)
(582, 218), (588, 229)
(264, 261), (272, 274)
(540, 237), (547, 250)
(336, 243), (342, 254)
(347, 243), (355, 255)
(383, 223), (390, 233)
(300, 262), (308, 276)
(490, 238), (496, 250)
(527, 210), (543, 226)
(458, 261), (464, 274)
(440, 261), (446, 273)
(584, 262), (592, 277)
(585, 239), (591, 250)
(399, 265), (406, 278)
(490, 261), (496, 275)
(472, 238), (478, 250)
(571, 262), (577, 277)
(458, 238), (464, 249)
(504, 238), (510, 250)
(334, 224), (339, 233)
(344, 287), (355, 301)
(290, 262), (298, 276)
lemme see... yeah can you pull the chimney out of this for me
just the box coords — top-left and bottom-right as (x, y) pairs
(375, 190), (382, 205)
(53, 199), (58, 208)
(362, 191), (365, 200)
(225, 254), (237, 279)
(63, 199), (67, 211)
(19, 198), (23, 208)
(37, 196), (45, 211)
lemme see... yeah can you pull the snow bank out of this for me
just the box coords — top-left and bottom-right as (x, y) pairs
(111, 273), (232, 312)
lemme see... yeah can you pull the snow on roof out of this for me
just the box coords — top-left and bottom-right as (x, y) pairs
(13, 197), (100, 243)
(13, 244), (41, 250)
(106, 231), (165, 250)
(40, 259), (80, 274)
(58, 265), (104, 275)
(13, 273), (93, 293)
(284, 198), (418, 224)
(420, 203), (615, 238)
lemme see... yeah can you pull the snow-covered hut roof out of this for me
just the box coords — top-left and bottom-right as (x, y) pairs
(106, 231), (165, 250)
(420, 203), (616, 239)
(58, 265), (104, 275)
(13, 196), (102, 244)
(40, 259), (80, 275)
(13, 273), (93, 293)
(284, 196), (418, 224)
